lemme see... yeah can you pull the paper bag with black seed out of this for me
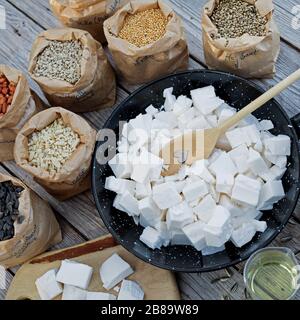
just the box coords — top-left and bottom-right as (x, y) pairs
(28, 28), (116, 113)
(49, 0), (130, 43)
(0, 173), (62, 268)
(202, 0), (280, 78)
(0, 65), (42, 162)
(103, 0), (189, 84)
(14, 107), (96, 201)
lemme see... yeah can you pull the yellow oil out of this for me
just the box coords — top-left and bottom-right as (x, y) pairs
(245, 250), (298, 300)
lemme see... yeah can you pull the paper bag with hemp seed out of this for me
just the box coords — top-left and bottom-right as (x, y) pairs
(14, 107), (96, 201)
(0, 65), (42, 162)
(28, 28), (116, 113)
(0, 173), (62, 268)
(202, 0), (280, 78)
(103, 0), (189, 84)
(49, 0), (130, 43)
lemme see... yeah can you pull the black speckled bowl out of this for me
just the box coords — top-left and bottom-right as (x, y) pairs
(92, 70), (300, 272)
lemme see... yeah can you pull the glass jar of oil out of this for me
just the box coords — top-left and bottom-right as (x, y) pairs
(244, 247), (300, 300)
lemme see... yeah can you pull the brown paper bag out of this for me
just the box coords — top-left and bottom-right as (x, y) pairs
(202, 0), (280, 78)
(14, 107), (96, 201)
(0, 174), (62, 268)
(0, 65), (42, 162)
(49, 0), (130, 43)
(103, 0), (189, 84)
(28, 28), (116, 113)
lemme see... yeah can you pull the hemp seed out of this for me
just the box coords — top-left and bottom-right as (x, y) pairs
(33, 40), (83, 84)
(210, 0), (267, 39)
(28, 118), (80, 173)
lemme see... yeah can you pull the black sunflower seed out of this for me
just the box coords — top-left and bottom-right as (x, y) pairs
(0, 181), (23, 241)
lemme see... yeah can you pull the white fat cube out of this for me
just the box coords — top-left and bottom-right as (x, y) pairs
(173, 96), (192, 116)
(209, 152), (237, 176)
(182, 221), (206, 251)
(202, 245), (225, 256)
(228, 144), (249, 174)
(190, 86), (224, 114)
(251, 220), (267, 233)
(154, 221), (171, 246)
(193, 194), (217, 222)
(216, 173), (234, 195)
(175, 180), (187, 193)
(231, 174), (262, 207)
(135, 182), (151, 200)
(257, 180), (285, 210)
(182, 180), (208, 202)
(217, 134), (231, 150)
(145, 104), (158, 116)
(209, 183), (220, 203)
(56, 260), (93, 290)
(207, 115), (218, 127)
(259, 120), (274, 131)
(152, 182), (182, 209)
(35, 269), (62, 300)
(187, 115), (210, 129)
(131, 149), (164, 183)
(166, 201), (194, 230)
(204, 206), (232, 247)
(117, 138), (129, 153)
(118, 191), (140, 216)
(140, 226), (164, 250)
(118, 280), (144, 300)
(164, 93), (176, 111)
(219, 195), (244, 217)
(242, 125), (261, 145)
(100, 253), (134, 290)
(171, 229), (191, 245)
(109, 153), (132, 178)
(264, 135), (291, 156)
(178, 107), (196, 125)
(62, 285), (87, 300)
(113, 194), (124, 211)
(218, 108), (236, 125)
(139, 197), (161, 225)
(247, 148), (269, 175)
(105, 176), (135, 195)
(230, 223), (257, 248)
(226, 128), (249, 148)
(86, 292), (116, 300)
(155, 111), (177, 128)
(270, 166), (287, 180)
(188, 160), (215, 183)
(264, 151), (287, 169)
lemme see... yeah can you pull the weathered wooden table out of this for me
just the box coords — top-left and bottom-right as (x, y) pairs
(0, 0), (299, 300)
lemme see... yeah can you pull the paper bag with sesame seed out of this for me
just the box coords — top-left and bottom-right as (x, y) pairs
(202, 0), (280, 78)
(14, 107), (96, 201)
(49, 0), (130, 43)
(0, 65), (42, 162)
(28, 28), (116, 113)
(103, 0), (189, 84)
(0, 173), (62, 268)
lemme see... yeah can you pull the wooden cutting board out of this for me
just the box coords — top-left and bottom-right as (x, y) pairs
(6, 235), (180, 300)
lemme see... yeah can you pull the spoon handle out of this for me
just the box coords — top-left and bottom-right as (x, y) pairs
(219, 68), (300, 135)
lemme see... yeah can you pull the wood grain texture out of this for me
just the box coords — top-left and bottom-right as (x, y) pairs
(6, 235), (180, 301)
(0, 0), (299, 301)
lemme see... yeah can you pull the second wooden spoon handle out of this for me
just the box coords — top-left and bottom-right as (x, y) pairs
(219, 68), (300, 135)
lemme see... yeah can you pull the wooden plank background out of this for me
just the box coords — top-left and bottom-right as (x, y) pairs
(0, 0), (299, 300)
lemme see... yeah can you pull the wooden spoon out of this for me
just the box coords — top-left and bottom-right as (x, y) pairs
(160, 69), (300, 177)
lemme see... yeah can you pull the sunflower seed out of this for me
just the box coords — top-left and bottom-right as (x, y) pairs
(230, 282), (239, 293)
(280, 235), (293, 243)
